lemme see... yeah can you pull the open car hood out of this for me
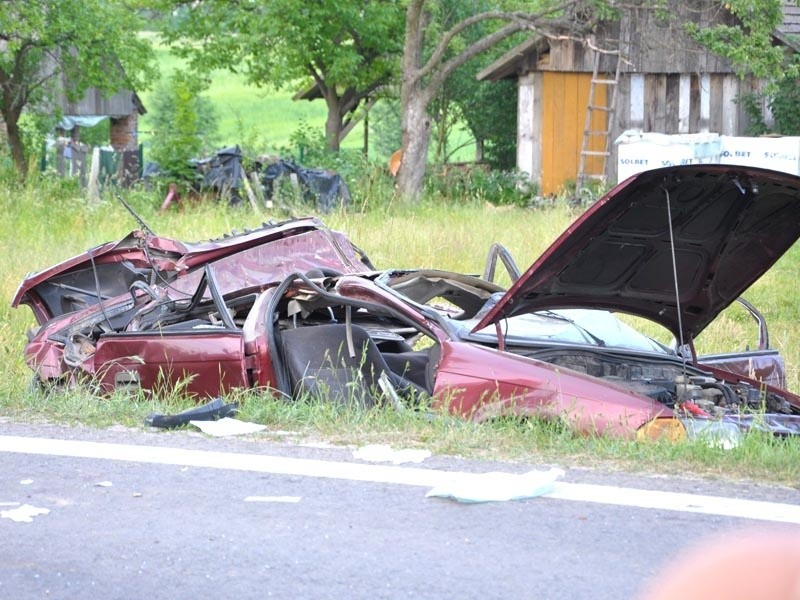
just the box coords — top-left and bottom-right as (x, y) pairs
(473, 165), (800, 341)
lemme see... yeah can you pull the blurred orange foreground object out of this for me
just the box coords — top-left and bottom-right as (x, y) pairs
(388, 149), (403, 177)
(639, 528), (800, 600)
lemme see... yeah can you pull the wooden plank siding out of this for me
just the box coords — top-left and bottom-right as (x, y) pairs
(63, 89), (141, 118)
(540, 72), (606, 194)
(605, 72), (764, 182)
(616, 73), (760, 137)
(527, 68), (767, 190)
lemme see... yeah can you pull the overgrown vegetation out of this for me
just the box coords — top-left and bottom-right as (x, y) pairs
(740, 55), (800, 136)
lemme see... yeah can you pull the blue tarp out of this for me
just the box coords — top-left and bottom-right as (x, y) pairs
(57, 115), (108, 131)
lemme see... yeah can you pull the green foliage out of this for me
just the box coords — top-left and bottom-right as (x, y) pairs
(76, 120), (111, 149)
(738, 92), (771, 136)
(459, 78), (518, 170)
(158, 0), (405, 149)
(768, 79), (800, 135)
(0, 0), (157, 173)
(281, 114), (531, 209)
(18, 113), (53, 169)
(686, 0), (790, 80)
(424, 165), (536, 206)
(421, 0), (522, 168)
(369, 99), (403, 160)
(147, 70), (219, 179)
(738, 53), (800, 136)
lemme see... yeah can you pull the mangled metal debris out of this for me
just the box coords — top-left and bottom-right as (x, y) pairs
(12, 165), (800, 440)
(145, 398), (239, 429)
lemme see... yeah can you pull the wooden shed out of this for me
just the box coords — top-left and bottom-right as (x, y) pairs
(478, 1), (793, 195)
(59, 88), (146, 151)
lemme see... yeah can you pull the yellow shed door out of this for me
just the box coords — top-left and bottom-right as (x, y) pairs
(540, 72), (607, 195)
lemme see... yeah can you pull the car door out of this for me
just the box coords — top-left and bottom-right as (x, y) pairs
(93, 265), (251, 398)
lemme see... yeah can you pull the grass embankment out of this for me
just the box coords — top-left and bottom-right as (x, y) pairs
(1, 179), (798, 486)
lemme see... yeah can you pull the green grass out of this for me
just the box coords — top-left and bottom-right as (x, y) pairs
(1, 177), (799, 486)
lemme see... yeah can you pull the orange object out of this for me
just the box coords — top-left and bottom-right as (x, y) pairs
(388, 149), (403, 177)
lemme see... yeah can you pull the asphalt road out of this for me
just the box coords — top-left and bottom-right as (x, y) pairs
(2, 421), (798, 600)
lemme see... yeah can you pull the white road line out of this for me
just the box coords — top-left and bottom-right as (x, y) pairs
(244, 496), (302, 503)
(2, 435), (799, 524)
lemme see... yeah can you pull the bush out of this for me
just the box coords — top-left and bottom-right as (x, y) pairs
(424, 165), (536, 206)
(282, 120), (537, 210)
(147, 70), (219, 180)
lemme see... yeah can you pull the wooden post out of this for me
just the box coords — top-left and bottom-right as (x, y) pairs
(87, 146), (101, 204)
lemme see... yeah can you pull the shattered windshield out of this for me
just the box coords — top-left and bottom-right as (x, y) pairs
(381, 271), (670, 355)
(460, 308), (671, 354)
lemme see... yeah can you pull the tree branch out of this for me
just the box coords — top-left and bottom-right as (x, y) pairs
(418, 3), (580, 83)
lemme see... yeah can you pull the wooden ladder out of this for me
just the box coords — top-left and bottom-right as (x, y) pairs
(576, 45), (622, 194)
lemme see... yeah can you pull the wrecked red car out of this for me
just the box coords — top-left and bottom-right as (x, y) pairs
(13, 165), (800, 440)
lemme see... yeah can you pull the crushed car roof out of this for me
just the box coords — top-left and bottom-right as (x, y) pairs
(12, 216), (373, 324)
(474, 165), (800, 342)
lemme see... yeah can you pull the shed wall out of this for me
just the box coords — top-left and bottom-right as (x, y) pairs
(518, 70), (764, 190)
(539, 72), (606, 195)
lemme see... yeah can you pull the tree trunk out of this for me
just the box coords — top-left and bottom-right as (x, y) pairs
(4, 108), (27, 178)
(396, 0), (430, 202)
(396, 92), (432, 201)
(324, 103), (343, 152)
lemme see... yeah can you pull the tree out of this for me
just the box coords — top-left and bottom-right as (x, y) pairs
(0, 1), (156, 177)
(458, 77), (517, 169)
(148, 70), (218, 180)
(159, 0), (405, 152)
(427, 0), (521, 169)
(397, 1), (579, 199)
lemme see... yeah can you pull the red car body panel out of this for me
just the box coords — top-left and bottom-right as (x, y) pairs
(93, 332), (248, 398)
(699, 351), (786, 389)
(13, 217), (371, 325)
(432, 341), (664, 437)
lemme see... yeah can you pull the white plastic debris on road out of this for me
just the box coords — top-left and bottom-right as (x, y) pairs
(189, 417), (267, 437)
(426, 467), (565, 503)
(352, 444), (432, 465)
(1, 504), (50, 523)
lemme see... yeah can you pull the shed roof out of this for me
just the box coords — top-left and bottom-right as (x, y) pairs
(479, 3), (799, 81)
(775, 3), (800, 50)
